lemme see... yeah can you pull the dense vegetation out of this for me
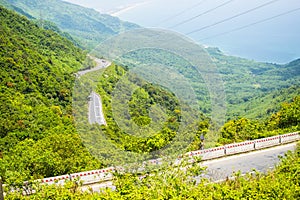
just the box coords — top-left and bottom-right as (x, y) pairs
(1, 0), (299, 120)
(98, 64), (186, 153)
(207, 47), (300, 120)
(0, 6), (206, 184)
(5, 143), (300, 199)
(73, 63), (208, 167)
(114, 47), (300, 121)
(0, 2), (299, 199)
(226, 85), (300, 120)
(0, 0), (139, 49)
(0, 6), (102, 183)
(117, 49), (212, 116)
(219, 96), (300, 144)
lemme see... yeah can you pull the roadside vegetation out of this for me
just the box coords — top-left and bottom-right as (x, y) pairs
(218, 96), (300, 144)
(5, 143), (300, 199)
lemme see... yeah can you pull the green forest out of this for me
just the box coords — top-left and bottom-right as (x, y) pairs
(207, 47), (300, 120)
(96, 64), (205, 153)
(0, 0), (139, 49)
(117, 47), (300, 121)
(0, 3), (299, 199)
(0, 6), (103, 184)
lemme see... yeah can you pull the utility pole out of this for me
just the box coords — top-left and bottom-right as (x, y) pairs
(0, 177), (4, 200)
(200, 134), (205, 150)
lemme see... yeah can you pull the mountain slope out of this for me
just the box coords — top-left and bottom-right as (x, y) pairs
(0, 6), (204, 182)
(2, 0), (299, 121)
(0, 6), (102, 181)
(227, 86), (300, 119)
(2, 1), (298, 121)
(0, 4), (82, 146)
(0, 0), (139, 49)
(112, 47), (300, 120)
(206, 47), (300, 119)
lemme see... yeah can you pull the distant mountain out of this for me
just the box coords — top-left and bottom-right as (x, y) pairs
(0, 0), (139, 49)
(207, 47), (300, 119)
(0, 0), (34, 19)
(113, 46), (300, 119)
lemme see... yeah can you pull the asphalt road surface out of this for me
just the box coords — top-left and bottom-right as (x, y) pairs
(88, 91), (106, 125)
(76, 58), (111, 77)
(76, 57), (111, 125)
(81, 142), (297, 192)
(200, 142), (297, 181)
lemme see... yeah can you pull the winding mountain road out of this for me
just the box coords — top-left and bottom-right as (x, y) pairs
(76, 58), (111, 77)
(76, 57), (111, 125)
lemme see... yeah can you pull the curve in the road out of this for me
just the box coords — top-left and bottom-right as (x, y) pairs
(76, 57), (111, 125)
(76, 58), (111, 77)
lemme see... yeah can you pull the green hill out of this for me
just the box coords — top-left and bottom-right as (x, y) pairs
(206, 47), (300, 119)
(227, 84), (300, 119)
(111, 47), (300, 120)
(1, 1), (298, 121)
(0, 6), (204, 182)
(0, 0), (139, 49)
(0, 6), (102, 182)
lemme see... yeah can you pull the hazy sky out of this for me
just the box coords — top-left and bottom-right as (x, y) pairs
(63, 0), (300, 63)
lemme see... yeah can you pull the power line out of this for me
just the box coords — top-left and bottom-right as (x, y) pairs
(170, 0), (236, 29)
(186, 0), (281, 35)
(157, 0), (207, 26)
(200, 7), (300, 41)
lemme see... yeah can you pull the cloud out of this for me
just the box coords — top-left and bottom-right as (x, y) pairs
(108, 1), (151, 16)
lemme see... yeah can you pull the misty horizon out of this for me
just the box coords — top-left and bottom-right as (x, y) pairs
(63, 0), (300, 64)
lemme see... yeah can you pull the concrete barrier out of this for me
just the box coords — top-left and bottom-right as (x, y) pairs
(70, 168), (114, 185)
(189, 146), (226, 160)
(41, 174), (70, 185)
(281, 132), (299, 143)
(254, 136), (280, 149)
(225, 141), (255, 155)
